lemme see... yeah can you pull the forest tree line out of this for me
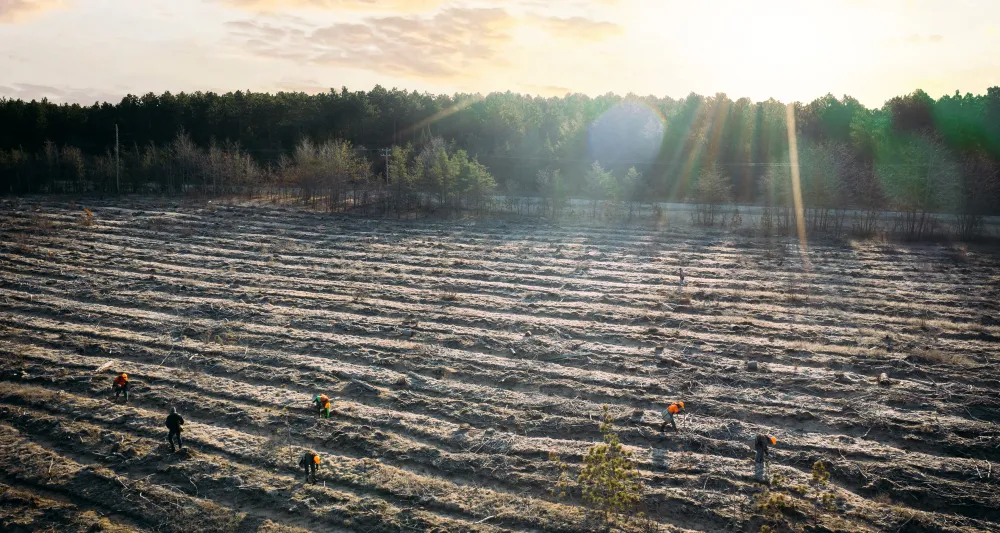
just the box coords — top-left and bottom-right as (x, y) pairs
(1, 86), (999, 237)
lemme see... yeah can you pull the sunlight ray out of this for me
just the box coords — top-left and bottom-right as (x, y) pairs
(785, 103), (811, 271)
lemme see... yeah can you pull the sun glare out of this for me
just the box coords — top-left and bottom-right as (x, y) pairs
(625, 0), (866, 102)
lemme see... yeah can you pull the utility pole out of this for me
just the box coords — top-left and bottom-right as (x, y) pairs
(115, 124), (120, 194)
(380, 148), (391, 183)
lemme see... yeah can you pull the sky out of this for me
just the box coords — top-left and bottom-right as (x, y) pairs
(1, 0), (998, 108)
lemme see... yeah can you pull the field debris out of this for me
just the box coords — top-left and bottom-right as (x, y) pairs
(0, 199), (998, 533)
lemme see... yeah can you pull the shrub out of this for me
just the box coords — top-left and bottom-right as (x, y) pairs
(11, 233), (33, 254)
(729, 207), (743, 228)
(81, 208), (94, 227)
(789, 484), (809, 496)
(820, 492), (837, 511)
(690, 168), (732, 226)
(756, 491), (797, 518)
(547, 452), (573, 499)
(811, 461), (830, 485)
(578, 405), (643, 519)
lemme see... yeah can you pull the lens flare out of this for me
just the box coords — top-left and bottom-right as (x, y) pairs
(586, 101), (665, 169)
(785, 103), (811, 271)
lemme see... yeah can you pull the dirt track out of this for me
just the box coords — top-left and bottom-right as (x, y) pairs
(1, 198), (998, 533)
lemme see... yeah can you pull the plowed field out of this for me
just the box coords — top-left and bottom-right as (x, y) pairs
(1, 198), (998, 533)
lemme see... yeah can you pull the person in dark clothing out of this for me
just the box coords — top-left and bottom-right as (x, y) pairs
(112, 373), (130, 403)
(299, 451), (321, 483)
(754, 434), (776, 482)
(166, 407), (184, 452)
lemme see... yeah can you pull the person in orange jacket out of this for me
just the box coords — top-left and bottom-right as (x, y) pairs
(660, 401), (684, 431)
(112, 373), (130, 403)
(313, 394), (331, 418)
(299, 451), (321, 483)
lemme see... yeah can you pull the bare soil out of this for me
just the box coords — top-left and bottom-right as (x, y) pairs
(1, 197), (998, 533)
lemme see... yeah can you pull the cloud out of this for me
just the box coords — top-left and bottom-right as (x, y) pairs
(534, 15), (623, 41)
(228, 7), (517, 81)
(274, 78), (331, 94)
(903, 33), (944, 43)
(0, 83), (122, 104)
(878, 33), (946, 46)
(525, 84), (572, 96)
(217, 0), (450, 12)
(0, 0), (65, 23)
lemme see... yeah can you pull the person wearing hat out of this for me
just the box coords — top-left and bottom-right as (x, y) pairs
(165, 407), (185, 452)
(112, 373), (130, 403)
(660, 401), (685, 432)
(754, 434), (777, 482)
(299, 451), (321, 482)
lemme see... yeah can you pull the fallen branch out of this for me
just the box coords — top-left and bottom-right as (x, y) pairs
(545, 352), (592, 362)
(159, 345), (175, 366)
(350, 379), (380, 394)
(138, 492), (169, 513)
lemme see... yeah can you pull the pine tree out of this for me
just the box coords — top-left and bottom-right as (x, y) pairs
(578, 405), (643, 520)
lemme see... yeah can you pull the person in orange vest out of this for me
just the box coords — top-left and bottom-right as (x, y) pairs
(112, 373), (130, 403)
(754, 434), (777, 482)
(660, 401), (684, 431)
(299, 451), (321, 483)
(313, 394), (331, 418)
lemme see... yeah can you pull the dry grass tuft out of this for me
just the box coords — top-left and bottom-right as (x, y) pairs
(29, 213), (55, 233)
(909, 348), (974, 367)
(889, 505), (940, 532)
(10, 232), (34, 254)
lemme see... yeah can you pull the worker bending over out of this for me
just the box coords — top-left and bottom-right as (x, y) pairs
(313, 394), (331, 419)
(112, 373), (130, 403)
(299, 451), (321, 483)
(661, 401), (684, 432)
(754, 434), (777, 482)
